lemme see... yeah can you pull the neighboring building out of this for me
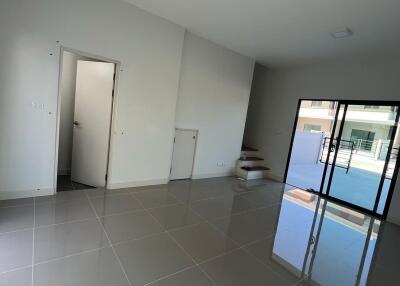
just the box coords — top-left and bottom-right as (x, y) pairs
(296, 101), (399, 153)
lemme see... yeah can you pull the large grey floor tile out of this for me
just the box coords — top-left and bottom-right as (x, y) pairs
(240, 189), (282, 207)
(89, 194), (143, 216)
(114, 233), (193, 286)
(85, 188), (131, 198)
(35, 200), (96, 227)
(34, 219), (109, 263)
(0, 229), (33, 273)
(167, 188), (207, 203)
(168, 180), (236, 203)
(191, 195), (256, 220)
(149, 204), (203, 230)
(5, 177), (400, 286)
(35, 190), (88, 204)
(128, 184), (169, 194)
(0, 267), (32, 286)
(133, 190), (180, 209)
(237, 179), (286, 192)
(211, 207), (279, 245)
(34, 247), (129, 286)
(244, 233), (304, 284)
(167, 186), (210, 203)
(0, 198), (34, 208)
(170, 222), (238, 263)
(148, 267), (214, 286)
(0, 205), (34, 233)
(201, 249), (290, 286)
(100, 211), (163, 243)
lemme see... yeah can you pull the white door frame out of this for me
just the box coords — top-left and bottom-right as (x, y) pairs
(169, 128), (199, 180)
(53, 46), (121, 193)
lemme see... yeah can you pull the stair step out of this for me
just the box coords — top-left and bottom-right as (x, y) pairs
(241, 166), (270, 171)
(239, 157), (264, 162)
(241, 146), (258, 152)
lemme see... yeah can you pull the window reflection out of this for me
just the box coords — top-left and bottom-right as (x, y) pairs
(271, 189), (381, 286)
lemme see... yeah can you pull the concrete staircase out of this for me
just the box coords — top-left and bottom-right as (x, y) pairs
(236, 146), (270, 180)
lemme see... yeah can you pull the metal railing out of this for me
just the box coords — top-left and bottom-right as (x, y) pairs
(386, 146), (399, 179)
(352, 138), (377, 154)
(320, 137), (355, 174)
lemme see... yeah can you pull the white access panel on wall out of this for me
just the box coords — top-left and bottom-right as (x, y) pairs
(170, 129), (198, 180)
(71, 60), (115, 187)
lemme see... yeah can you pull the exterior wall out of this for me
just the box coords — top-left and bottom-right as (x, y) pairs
(341, 122), (391, 141)
(290, 131), (324, 165)
(297, 118), (333, 134)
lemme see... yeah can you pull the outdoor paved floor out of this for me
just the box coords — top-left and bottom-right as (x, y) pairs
(286, 163), (390, 213)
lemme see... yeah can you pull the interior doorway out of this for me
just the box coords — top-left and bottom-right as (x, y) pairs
(170, 129), (198, 180)
(284, 100), (400, 218)
(55, 48), (118, 192)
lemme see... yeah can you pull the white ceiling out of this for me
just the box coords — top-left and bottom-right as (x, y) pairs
(123, 0), (400, 67)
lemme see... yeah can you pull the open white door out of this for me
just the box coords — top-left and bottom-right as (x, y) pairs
(170, 129), (197, 180)
(71, 60), (115, 187)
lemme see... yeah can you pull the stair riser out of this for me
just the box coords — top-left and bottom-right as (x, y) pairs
(236, 161), (265, 168)
(237, 168), (269, 180)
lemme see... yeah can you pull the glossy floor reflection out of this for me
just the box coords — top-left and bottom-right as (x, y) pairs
(0, 177), (399, 285)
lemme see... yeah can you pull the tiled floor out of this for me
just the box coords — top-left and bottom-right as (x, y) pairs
(1, 177), (400, 286)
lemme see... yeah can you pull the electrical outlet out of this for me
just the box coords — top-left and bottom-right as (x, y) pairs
(32, 102), (45, 109)
(217, 162), (224, 167)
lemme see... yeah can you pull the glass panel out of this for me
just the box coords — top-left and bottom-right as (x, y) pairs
(376, 122), (400, 214)
(328, 104), (399, 211)
(271, 195), (381, 285)
(304, 201), (380, 286)
(271, 188), (320, 278)
(321, 104), (345, 194)
(286, 100), (338, 191)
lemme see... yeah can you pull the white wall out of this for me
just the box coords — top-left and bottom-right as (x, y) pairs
(290, 131), (323, 165)
(58, 51), (94, 175)
(175, 32), (255, 178)
(243, 59), (400, 224)
(0, 0), (184, 198)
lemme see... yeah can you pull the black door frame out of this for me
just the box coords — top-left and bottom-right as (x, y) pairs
(284, 99), (400, 219)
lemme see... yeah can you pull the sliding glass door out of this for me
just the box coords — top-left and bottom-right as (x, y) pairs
(285, 100), (400, 218)
(325, 103), (400, 214)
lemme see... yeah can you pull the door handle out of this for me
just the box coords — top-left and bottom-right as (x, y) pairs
(73, 121), (80, 127)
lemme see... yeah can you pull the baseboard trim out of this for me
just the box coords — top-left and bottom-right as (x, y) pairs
(0, 188), (55, 200)
(192, 171), (235, 180)
(108, 178), (169, 189)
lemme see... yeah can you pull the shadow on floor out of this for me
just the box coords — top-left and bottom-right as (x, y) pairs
(57, 175), (95, 192)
